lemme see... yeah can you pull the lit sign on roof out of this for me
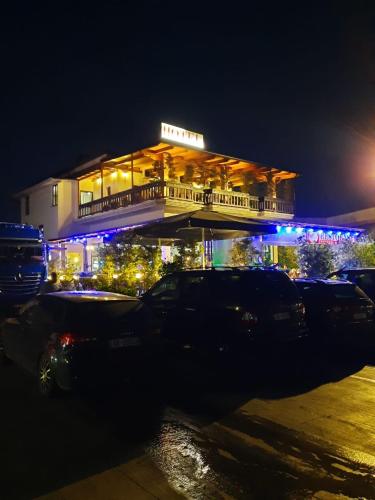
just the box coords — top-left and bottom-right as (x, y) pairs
(161, 122), (205, 149)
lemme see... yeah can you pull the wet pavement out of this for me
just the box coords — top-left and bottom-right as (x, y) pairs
(1, 345), (375, 499)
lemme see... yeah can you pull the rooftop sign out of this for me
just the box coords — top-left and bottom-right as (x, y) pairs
(161, 122), (205, 149)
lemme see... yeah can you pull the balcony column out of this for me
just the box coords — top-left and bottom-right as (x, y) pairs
(130, 153), (135, 204)
(100, 164), (104, 199)
(266, 172), (278, 199)
(82, 240), (88, 274)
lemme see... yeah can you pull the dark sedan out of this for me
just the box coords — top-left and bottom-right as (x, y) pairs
(1, 291), (159, 396)
(143, 268), (307, 357)
(294, 279), (375, 341)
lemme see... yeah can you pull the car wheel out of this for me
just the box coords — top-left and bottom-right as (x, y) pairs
(38, 353), (57, 397)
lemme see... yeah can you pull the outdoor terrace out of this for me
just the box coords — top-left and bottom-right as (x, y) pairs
(75, 141), (297, 219)
(78, 180), (294, 218)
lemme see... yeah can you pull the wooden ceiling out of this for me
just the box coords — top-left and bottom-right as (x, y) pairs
(77, 142), (298, 182)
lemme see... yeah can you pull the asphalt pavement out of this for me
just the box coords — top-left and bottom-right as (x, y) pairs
(0, 343), (374, 499)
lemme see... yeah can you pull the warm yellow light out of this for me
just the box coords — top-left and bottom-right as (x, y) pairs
(113, 273), (119, 279)
(96, 178), (102, 185)
(73, 257), (79, 263)
(121, 171), (129, 179)
(135, 272), (143, 280)
(47, 275), (52, 281)
(73, 274), (79, 280)
(92, 274), (98, 279)
(60, 275), (65, 281)
(111, 171), (118, 179)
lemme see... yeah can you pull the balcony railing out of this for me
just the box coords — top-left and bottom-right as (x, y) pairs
(78, 181), (294, 218)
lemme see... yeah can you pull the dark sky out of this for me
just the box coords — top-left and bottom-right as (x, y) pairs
(1, 1), (375, 220)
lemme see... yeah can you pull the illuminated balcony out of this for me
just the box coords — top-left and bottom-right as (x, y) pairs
(78, 180), (294, 218)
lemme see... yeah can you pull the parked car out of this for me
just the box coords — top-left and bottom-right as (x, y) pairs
(142, 268), (307, 356)
(327, 268), (375, 302)
(1, 291), (159, 396)
(294, 278), (375, 340)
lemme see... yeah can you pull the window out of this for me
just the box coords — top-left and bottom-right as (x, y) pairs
(52, 184), (58, 206)
(80, 191), (93, 205)
(150, 276), (179, 300)
(328, 284), (366, 300)
(181, 275), (209, 301)
(25, 196), (30, 216)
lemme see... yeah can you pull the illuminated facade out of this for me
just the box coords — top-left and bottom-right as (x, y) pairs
(15, 123), (361, 272)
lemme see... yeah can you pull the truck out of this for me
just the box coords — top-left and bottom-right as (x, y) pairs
(0, 223), (47, 309)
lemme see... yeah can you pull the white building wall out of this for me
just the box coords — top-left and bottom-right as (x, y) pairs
(20, 179), (78, 240)
(21, 182), (59, 239)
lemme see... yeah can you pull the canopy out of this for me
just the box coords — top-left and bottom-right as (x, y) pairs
(132, 210), (277, 242)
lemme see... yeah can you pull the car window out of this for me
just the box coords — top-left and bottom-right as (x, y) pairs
(329, 273), (349, 281)
(328, 283), (370, 300)
(21, 304), (40, 325)
(39, 297), (66, 326)
(295, 282), (321, 300)
(181, 275), (210, 302)
(213, 271), (299, 302)
(349, 272), (375, 290)
(67, 300), (142, 335)
(150, 276), (179, 300)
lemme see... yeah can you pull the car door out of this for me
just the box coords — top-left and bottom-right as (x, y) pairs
(178, 274), (212, 349)
(144, 275), (180, 321)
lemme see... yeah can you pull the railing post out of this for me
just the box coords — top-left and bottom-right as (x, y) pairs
(258, 196), (265, 212)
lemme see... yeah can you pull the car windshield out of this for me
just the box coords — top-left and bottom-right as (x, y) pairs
(0, 240), (44, 263)
(327, 284), (368, 300)
(67, 300), (141, 333)
(214, 271), (299, 302)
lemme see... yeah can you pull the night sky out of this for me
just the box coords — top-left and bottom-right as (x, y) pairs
(1, 2), (375, 220)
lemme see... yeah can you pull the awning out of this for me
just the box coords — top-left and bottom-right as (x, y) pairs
(132, 210), (277, 241)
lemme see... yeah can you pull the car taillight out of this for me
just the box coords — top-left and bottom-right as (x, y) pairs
(241, 311), (258, 328)
(58, 333), (95, 347)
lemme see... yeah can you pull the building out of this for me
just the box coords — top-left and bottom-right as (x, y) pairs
(15, 123), (361, 272)
(326, 207), (375, 233)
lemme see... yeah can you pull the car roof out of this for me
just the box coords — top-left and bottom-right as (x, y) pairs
(172, 267), (286, 276)
(43, 291), (138, 303)
(294, 278), (353, 286)
(333, 268), (375, 272)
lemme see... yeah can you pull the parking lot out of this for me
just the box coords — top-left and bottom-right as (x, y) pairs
(1, 345), (374, 500)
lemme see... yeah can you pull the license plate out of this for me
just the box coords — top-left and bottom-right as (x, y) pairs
(109, 337), (140, 349)
(353, 312), (366, 320)
(273, 312), (291, 321)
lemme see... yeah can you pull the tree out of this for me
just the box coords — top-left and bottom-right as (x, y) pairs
(97, 234), (163, 295)
(278, 246), (298, 270)
(161, 241), (202, 275)
(333, 237), (375, 269)
(230, 238), (260, 266)
(298, 238), (334, 277)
